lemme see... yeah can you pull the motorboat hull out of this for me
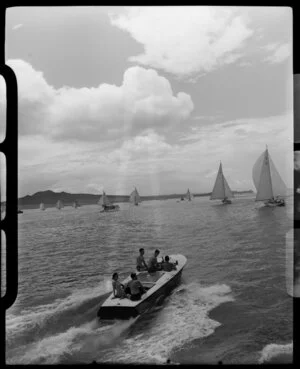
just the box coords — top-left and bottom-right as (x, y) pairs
(98, 270), (183, 320)
(97, 254), (186, 320)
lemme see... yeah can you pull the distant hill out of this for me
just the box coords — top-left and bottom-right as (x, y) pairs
(6, 189), (254, 210)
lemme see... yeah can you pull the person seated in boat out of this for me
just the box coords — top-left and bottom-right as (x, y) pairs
(148, 249), (162, 273)
(112, 272), (126, 299)
(126, 273), (146, 301)
(136, 248), (148, 272)
(161, 255), (177, 272)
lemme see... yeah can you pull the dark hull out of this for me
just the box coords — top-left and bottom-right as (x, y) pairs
(97, 269), (183, 320)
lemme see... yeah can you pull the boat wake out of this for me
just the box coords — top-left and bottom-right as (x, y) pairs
(6, 281), (234, 364)
(258, 342), (293, 364)
(98, 281), (235, 364)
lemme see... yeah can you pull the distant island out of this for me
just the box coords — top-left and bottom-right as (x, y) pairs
(6, 189), (254, 210)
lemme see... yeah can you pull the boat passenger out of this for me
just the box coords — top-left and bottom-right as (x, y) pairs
(112, 272), (125, 299)
(126, 273), (146, 301)
(161, 255), (177, 272)
(148, 249), (162, 273)
(136, 248), (148, 271)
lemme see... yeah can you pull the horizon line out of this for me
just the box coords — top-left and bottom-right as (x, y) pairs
(17, 188), (256, 199)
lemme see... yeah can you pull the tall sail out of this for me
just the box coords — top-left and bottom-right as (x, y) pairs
(210, 163), (234, 200)
(252, 148), (287, 201)
(185, 188), (193, 201)
(73, 200), (79, 208)
(130, 187), (141, 205)
(269, 154), (287, 197)
(40, 202), (45, 211)
(98, 191), (110, 206)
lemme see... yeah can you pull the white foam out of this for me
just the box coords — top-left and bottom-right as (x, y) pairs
(7, 282), (234, 364)
(258, 342), (293, 363)
(6, 281), (111, 343)
(100, 282), (234, 364)
(7, 316), (139, 364)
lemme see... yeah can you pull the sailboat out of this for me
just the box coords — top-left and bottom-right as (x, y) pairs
(185, 188), (193, 201)
(252, 146), (286, 207)
(73, 200), (80, 208)
(99, 191), (120, 212)
(129, 187), (141, 206)
(210, 162), (234, 204)
(56, 200), (63, 210)
(40, 202), (45, 211)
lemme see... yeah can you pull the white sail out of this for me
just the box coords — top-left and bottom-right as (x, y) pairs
(210, 163), (234, 200)
(269, 154), (287, 197)
(73, 201), (79, 208)
(223, 176), (234, 198)
(40, 202), (45, 211)
(98, 191), (111, 206)
(56, 200), (63, 209)
(129, 187), (141, 205)
(185, 189), (193, 201)
(252, 148), (287, 201)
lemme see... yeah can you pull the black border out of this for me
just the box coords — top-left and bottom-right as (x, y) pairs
(0, 2), (298, 367)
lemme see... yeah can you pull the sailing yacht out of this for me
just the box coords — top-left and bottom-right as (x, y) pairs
(56, 200), (63, 210)
(99, 191), (120, 212)
(40, 202), (45, 211)
(210, 162), (234, 204)
(252, 146), (286, 207)
(185, 188), (193, 201)
(129, 187), (141, 206)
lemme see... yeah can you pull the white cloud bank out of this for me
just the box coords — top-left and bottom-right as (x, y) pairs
(109, 6), (254, 77)
(0, 59), (194, 142)
(16, 110), (292, 197)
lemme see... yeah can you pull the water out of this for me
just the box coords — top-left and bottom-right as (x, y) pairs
(4, 195), (293, 364)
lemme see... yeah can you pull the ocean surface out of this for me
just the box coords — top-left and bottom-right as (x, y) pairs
(3, 194), (293, 364)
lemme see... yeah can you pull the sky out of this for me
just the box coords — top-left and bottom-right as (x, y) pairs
(0, 6), (293, 197)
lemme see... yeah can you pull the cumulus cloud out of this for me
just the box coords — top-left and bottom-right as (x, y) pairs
(263, 43), (291, 64)
(1, 59), (193, 142)
(109, 6), (253, 77)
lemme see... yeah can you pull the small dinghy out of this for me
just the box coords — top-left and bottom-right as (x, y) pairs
(97, 254), (187, 320)
(185, 188), (193, 201)
(99, 191), (120, 212)
(129, 187), (141, 206)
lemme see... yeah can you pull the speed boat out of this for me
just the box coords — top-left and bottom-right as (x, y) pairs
(97, 254), (187, 320)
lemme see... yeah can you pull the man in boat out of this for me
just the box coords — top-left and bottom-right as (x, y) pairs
(111, 272), (126, 299)
(136, 248), (148, 272)
(148, 249), (162, 273)
(125, 273), (146, 301)
(161, 255), (177, 272)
